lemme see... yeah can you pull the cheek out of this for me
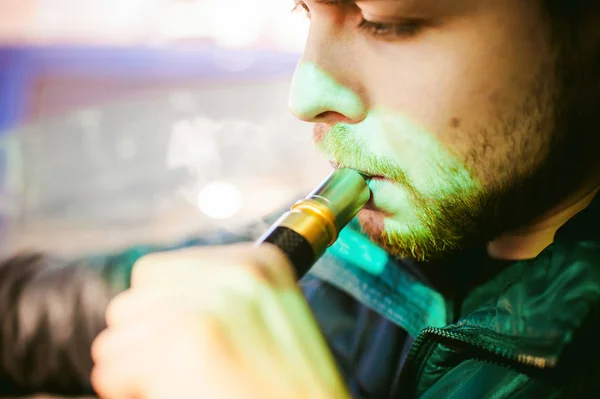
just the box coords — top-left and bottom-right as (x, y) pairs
(376, 111), (479, 195)
(360, 35), (484, 144)
(357, 14), (550, 168)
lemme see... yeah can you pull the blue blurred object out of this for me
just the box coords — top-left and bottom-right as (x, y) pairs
(0, 44), (301, 133)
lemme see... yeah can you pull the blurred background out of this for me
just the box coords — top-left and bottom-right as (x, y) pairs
(0, 0), (330, 257)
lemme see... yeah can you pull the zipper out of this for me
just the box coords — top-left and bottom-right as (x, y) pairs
(391, 326), (557, 398)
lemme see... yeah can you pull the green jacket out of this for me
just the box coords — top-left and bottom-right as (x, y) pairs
(301, 197), (600, 398)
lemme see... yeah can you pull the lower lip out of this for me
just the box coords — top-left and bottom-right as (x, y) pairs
(362, 176), (396, 212)
(363, 177), (383, 210)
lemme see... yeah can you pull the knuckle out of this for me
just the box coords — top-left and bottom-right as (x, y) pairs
(193, 317), (228, 354)
(90, 329), (110, 362)
(167, 316), (221, 359)
(130, 255), (156, 287)
(89, 366), (108, 397)
(244, 243), (295, 284)
(183, 316), (214, 342)
(130, 251), (170, 287)
(104, 290), (131, 327)
(231, 259), (279, 288)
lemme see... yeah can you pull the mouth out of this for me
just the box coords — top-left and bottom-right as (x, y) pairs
(328, 161), (392, 211)
(328, 160), (390, 182)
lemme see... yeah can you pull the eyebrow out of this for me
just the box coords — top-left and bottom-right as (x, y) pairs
(295, 0), (356, 4)
(296, 0), (466, 16)
(296, 0), (397, 5)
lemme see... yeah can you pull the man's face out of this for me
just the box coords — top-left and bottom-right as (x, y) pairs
(288, 0), (573, 261)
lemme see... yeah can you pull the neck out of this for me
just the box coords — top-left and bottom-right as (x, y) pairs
(487, 187), (599, 261)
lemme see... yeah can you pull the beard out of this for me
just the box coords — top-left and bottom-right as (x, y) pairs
(318, 58), (596, 262)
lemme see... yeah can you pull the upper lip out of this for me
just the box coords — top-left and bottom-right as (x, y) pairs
(329, 160), (386, 180)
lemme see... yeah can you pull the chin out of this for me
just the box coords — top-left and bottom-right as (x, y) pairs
(356, 209), (411, 257)
(357, 208), (463, 262)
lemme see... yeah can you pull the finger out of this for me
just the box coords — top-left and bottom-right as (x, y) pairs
(130, 243), (297, 290)
(105, 282), (244, 330)
(91, 338), (148, 399)
(99, 294), (244, 365)
(129, 251), (197, 289)
(129, 246), (235, 288)
(270, 288), (345, 393)
(105, 287), (180, 328)
(91, 318), (194, 398)
(116, 246), (297, 330)
(92, 317), (232, 399)
(91, 322), (152, 364)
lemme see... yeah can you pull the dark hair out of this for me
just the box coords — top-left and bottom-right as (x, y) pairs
(3, 396), (96, 399)
(542, 0), (600, 181)
(0, 252), (131, 397)
(543, 0), (600, 111)
(544, 0), (600, 94)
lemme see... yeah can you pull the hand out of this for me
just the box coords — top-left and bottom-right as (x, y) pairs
(90, 243), (350, 399)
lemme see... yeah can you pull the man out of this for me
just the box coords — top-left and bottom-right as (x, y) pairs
(91, 0), (600, 397)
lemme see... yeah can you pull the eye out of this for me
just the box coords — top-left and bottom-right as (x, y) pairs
(292, 1), (426, 40)
(358, 18), (425, 39)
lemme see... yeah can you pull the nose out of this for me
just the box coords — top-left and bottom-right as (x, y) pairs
(289, 62), (367, 124)
(288, 2), (368, 125)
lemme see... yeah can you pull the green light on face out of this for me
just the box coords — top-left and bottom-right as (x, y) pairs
(290, 62), (484, 259)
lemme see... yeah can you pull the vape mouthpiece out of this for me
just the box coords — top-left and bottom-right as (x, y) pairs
(256, 168), (370, 280)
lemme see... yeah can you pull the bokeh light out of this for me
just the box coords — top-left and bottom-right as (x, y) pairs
(197, 181), (243, 220)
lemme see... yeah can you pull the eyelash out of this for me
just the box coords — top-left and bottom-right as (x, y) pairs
(292, 2), (424, 39)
